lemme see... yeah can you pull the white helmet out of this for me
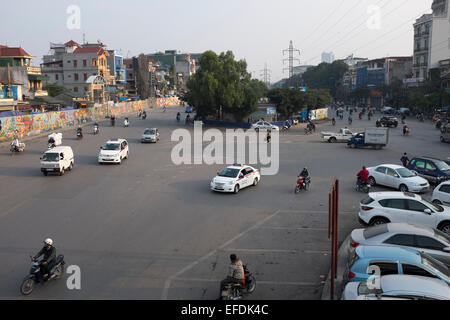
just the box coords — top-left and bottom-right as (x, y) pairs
(44, 238), (53, 246)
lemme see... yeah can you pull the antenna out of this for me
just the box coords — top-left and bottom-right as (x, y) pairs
(283, 40), (301, 88)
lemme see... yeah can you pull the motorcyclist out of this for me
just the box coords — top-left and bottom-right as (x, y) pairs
(331, 117), (336, 125)
(376, 119), (381, 127)
(138, 109), (142, 118)
(299, 167), (311, 184)
(348, 115), (353, 125)
(176, 112), (181, 122)
(220, 254), (245, 293)
(94, 122), (99, 133)
(124, 117), (129, 127)
(186, 114), (191, 124)
(33, 238), (56, 280)
(76, 126), (83, 137)
(142, 111), (147, 119)
(111, 115), (116, 126)
(357, 166), (370, 191)
(403, 124), (410, 136)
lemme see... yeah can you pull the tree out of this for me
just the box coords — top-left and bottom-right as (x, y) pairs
(44, 82), (68, 97)
(185, 50), (260, 121)
(302, 61), (348, 96)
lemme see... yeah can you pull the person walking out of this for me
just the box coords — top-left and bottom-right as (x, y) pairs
(267, 130), (271, 144)
(401, 153), (410, 167)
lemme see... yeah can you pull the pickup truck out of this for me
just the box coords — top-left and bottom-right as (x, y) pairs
(347, 128), (389, 149)
(321, 128), (354, 143)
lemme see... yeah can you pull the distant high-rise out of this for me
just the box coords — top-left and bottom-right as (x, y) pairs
(321, 52), (335, 64)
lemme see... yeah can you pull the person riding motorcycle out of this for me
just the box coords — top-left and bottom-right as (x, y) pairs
(331, 117), (336, 126)
(299, 167), (311, 185)
(33, 239), (56, 280)
(220, 254), (245, 294)
(403, 124), (410, 136)
(94, 122), (99, 134)
(176, 112), (181, 122)
(357, 166), (370, 192)
(76, 126), (83, 137)
(142, 111), (147, 119)
(376, 119), (381, 127)
(124, 117), (129, 127)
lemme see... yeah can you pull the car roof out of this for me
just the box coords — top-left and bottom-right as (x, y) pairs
(386, 223), (435, 236)
(412, 156), (444, 162)
(380, 275), (450, 297)
(45, 146), (72, 153)
(370, 164), (404, 170)
(107, 138), (126, 143)
(368, 191), (421, 200)
(356, 245), (421, 263)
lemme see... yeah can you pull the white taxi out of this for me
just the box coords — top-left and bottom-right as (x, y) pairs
(98, 138), (129, 164)
(210, 164), (261, 194)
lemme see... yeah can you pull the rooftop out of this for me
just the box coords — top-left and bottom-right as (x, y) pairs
(0, 46), (34, 59)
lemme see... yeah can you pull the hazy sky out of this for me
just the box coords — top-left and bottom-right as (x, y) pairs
(1, 0), (433, 82)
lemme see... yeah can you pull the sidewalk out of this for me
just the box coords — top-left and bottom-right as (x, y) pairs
(320, 234), (351, 300)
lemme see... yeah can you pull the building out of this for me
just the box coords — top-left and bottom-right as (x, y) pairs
(341, 54), (369, 91)
(356, 57), (413, 88)
(123, 58), (137, 97)
(0, 45), (48, 111)
(430, 0), (450, 70)
(412, 14), (432, 83)
(321, 52), (335, 64)
(41, 40), (113, 98)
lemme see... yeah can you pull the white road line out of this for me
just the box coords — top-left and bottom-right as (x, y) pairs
(223, 248), (331, 255)
(161, 210), (281, 300)
(174, 277), (318, 287)
(258, 226), (329, 231)
(0, 198), (32, 218)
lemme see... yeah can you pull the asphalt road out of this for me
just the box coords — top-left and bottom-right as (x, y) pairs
(0, 106), (447, 300)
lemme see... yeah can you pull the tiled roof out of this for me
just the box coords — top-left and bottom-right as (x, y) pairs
(65, 40), (80, 47)
(0, 46), (33, 58)
(73, 47), (107, 55)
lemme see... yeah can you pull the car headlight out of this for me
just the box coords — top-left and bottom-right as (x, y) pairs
(228, 181), (235, 185)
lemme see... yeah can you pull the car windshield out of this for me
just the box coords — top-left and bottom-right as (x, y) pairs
(218, 168), (240, 178)
(434, 229), (450, 246)
(435, 161), (450, 171)
(363, 224), (388, 239)
(422, 199), (444, 213)
(397, 168), (416, 178)
(42, 153), (59, 162)
(103, 143), (120, 151)
(144, 130), (156, 135)
(421, 253), (450, 281)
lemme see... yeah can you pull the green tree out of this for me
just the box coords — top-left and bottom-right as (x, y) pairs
(43, 82), (68, 97)
(302, 61), (348, 96)
(185, 50), (259, 121)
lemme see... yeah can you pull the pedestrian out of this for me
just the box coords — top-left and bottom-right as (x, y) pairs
(401, 153), (410, 167)
(267, 130), (271, 144)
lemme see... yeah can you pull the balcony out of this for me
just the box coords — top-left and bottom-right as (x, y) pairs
(27, 66), (42, 75)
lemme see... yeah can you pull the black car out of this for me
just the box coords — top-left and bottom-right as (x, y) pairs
(407, 156), (450, 185)
(380, 116), (399, 128)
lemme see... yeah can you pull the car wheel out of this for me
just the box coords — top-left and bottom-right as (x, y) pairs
(43, 171), (48, 176)
(370, 217), (389, 226)
(234, 184), (240, 194)
(68, 162), (73, 171)
(369, 177), (376, 186)
(350, 143), (356, 149)
(253, 178), (259, 186)
(439, 222), (450, 235)
(60, 168), (65, 176)
(329, 137), (337, 143)
(399, 184), (408, 192)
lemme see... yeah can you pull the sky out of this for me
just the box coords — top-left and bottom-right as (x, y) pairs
(0, 0), (434, 82)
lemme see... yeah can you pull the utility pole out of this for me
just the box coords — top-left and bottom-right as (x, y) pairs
(260, 63), (271, 87)
(283, 40), (300, 88)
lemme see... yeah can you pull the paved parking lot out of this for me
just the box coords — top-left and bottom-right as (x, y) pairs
(0, 106), (447, 299)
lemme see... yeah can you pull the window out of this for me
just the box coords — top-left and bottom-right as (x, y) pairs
(84, 87), (88, 92)
(363, 224), (388, 239)
(415, 160), (426, 169)
(84, 73), (87, 81)
(402, 264), (439, 279)
(74, 87), (78, 92)
(439, 185), (450, 193)
(379, 199), (407, 210)
(74, 73), (79, 81)
(92, 59), (97, 67)
(83, 60), (87, 67)
(384, 234), (415, 247)
(73, 60), (77, 68)
(415, 236), (446, 251)
(369, 262), (398, 275)
(407, 200), (429, 213)
(387, 168), (397, 177)
(426, 162), (437, 171)
(55, 74), (59, 81)
(376, 167), (387, 174)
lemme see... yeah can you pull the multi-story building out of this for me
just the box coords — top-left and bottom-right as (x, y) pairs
(341, 54), (368, 91)
(356, 57), (413, 88)
(430, 0), (450, 70)
(42, 40), (112, 97)
(413, 14), (432, 82)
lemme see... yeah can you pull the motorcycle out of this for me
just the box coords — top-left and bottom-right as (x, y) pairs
(10, 140), (26, 154)
(142, 112), (147, 120)
(348, 119), (353, 125)
(403, 127), (411, 136)
(20, 255), (65, 295)
(295, 176), (311, 193)
(111, 118), (116, 127)
(76, 130), (83, 140)
(356, 179), (370, 194)
(176, 114), (181, 122)
(304, 126), (313, 135)
(331, 119), (336, 126)
(93, 125), (99, 135)
(48, 139), (56, 150)
(220, 265), (256, 300)
(124, 119), (129, 127)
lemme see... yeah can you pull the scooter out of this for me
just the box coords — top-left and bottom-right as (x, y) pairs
(295, 176), (311, 193)
(48, 139), (56, 150)
(220, 265), (256, 300)
(142, 112), (147, 120)
(20, 255), (65, 295)
(93, 124), (99, 135)
(356, 179), (370, 194)
(10, 140), (26, 154)
(124, 119), (129, 127)
(76, 130), (83, 140)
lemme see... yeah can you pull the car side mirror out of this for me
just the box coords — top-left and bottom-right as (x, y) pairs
(424, 209), (432, 215)
(443, 247), (450, 253)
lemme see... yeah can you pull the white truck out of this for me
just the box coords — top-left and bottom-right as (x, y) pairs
(321, 128), (354, 143)
(347, 128), (389, 149)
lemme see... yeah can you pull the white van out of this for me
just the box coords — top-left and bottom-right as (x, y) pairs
(40, 146), (74, 176)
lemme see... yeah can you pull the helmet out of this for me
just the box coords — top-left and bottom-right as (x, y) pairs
(44, 238), (53, 246)
(230, 254), (237, 262)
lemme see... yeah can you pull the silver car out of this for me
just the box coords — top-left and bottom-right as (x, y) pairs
(141, 128), (160, 143)
(349, 223), (450, 266)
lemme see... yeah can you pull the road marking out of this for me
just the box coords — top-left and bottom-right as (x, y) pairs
(0, 198), (32, 218)
(223, 248), (331, 255)
(258, 226), (329, 231)
(161, 210), (281, 300)
(174, 277), (318, 287)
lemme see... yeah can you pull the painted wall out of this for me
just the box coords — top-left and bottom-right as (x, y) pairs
(156, 97), (179, 107)
(0, 99), (149, 141)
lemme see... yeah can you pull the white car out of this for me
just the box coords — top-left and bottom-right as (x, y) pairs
(349, 223), (450, 265)
(321, 128), (354, 143)
(98, 138), (129, 164)
(252, 121), (279, 132)
(368, 164), (430, 193)
(342, 275), (450, 300)
(210, 164), (261, 194)
(433, 181), (450, 206)
(358, 192), (450, 234)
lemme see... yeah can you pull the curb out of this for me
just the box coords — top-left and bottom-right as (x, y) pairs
(320, 234), (351, 300)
